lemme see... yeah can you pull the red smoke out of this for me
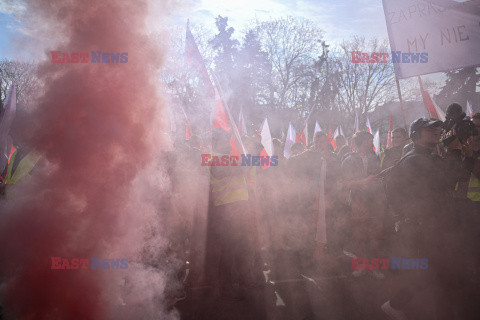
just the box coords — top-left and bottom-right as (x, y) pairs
(0, 0), (176, 319)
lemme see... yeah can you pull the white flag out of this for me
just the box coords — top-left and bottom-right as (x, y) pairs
(314, 121), (322, 134)
(284, 122), (296, 159)
(261, 118), (273, 157)
(333, 127), (339, 139)
(373, 130), (380, 155)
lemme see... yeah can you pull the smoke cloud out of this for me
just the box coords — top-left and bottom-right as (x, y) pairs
(0, 0), (180, 319)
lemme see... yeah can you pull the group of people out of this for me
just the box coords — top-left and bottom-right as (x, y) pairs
(169, 108), (480, 319)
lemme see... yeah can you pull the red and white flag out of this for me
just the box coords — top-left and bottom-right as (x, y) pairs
(186, 22), (245, 155)
(284, 122), (296, 159)
(258, 118), (266, 134)
(466, 100), (474, 117)
(365, 116), (373, 133)
(339, 126), (344, 137)
(418, 76), (445, 121)
(260, 118), (273, 169)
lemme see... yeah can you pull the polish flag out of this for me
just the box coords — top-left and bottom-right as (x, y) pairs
(366, 116), (373, 133)
(260, 118), (273, 169)
(418, 76), (445, 121)
(258, 118), (266, 134)
(466, 100), (474, 117)
(339, 126), (345, 137)
(284, 122), (296, 159)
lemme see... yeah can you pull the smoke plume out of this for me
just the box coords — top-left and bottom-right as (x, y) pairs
(0, 0), (180, 319)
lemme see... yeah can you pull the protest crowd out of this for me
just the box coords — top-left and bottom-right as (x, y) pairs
(156, 101), (480, 320)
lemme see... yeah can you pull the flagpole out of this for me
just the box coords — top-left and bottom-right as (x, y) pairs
(210, 72), (248, 155)
(395, 78), (408, 131)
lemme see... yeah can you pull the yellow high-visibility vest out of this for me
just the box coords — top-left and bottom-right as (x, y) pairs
(467, 156), (480, 202)
(6, 150), (41, 184)
(209, 153), (248, 206)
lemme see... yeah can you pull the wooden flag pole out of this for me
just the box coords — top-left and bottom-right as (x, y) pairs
(395, 78), (408, 132)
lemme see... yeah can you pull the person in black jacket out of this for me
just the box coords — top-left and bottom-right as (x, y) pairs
(381, 118), (473, 320)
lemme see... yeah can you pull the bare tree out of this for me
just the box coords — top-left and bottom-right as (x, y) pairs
(0, 59), (40, 110)
(256, 17), (324, 110)
(335, 37), (396, 116)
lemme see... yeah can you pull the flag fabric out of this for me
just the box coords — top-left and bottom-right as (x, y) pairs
(238, 108), (248, 136)
(0, 83), (16, 175)
(366, 116), (373, 133)
(373, 130), (380, 155)
(339, 126), (344, 137)
(354, 111), (359, 133)
(315, 158), (327, 244)
(186, 21), (214, 98)
(328, 126), (336, 150)
(258, 118), (266, 134)
(212, 97), (231, 132)
(186, 23), (246, 155)
(296, 123), (307, 146)
(382, 0), (480, 79)
(387, 113), (393, 148)
(211, 73), (247, 156)
(466, 100), (474, 117)
(180, 106), (192, 140)
(284, 122), (296, 159)
(260, 118), (273, 169)
(314, 121), (322, 135)
(333, 127), (339, 139)
(185, 119), (192, 140)
(418, 76), (445, 121)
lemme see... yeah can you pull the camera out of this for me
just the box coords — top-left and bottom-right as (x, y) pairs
(441, 103), (478, 145)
